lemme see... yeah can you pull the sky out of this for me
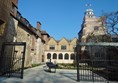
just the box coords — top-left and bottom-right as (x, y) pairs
(18, 0), (118, 40)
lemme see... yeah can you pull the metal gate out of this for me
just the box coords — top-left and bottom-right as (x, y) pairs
(0, 42), (26, 79)
(77, 42), (118, 82)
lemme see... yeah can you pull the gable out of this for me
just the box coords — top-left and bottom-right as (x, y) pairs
(48, 37), (57, 45)
(70, 38), (77, 45)
(58, 38), (68, 45)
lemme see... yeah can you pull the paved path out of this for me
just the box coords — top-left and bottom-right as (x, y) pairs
(0, 65), (117, 83)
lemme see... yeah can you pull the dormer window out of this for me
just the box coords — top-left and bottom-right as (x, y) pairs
(11, 3), (15, 13)
(16, 11), (21, 20)
(24, 19), (29, 27)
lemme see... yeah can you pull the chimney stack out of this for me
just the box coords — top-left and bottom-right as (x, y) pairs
(37, 21), (41, 31)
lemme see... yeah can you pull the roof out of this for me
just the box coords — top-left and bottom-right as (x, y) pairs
(41, 30), (50, 37)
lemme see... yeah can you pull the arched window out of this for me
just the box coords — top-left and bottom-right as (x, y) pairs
(59, 53), (63, 59)
(47, 53), (51, 59)
(53, 53), (57, 59)
(71, 53), (75, 60)
(64, 53), (69, 59)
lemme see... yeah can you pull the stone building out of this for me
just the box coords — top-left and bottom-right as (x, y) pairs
(41, 30), (50, 62)
(0, 0), (47, 71)
(78, 7), (107, 60)
(45, 37), (77, 63)
(0, 0), (12, 54)
(0, 0), (14, 73)
(78, 8), (106, 43)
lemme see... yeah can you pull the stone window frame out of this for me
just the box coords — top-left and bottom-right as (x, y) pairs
(70, 53), (75, 60)
(73, 46), (76, 50)
(61, 45), (66, 50)
(11, 2), (16, 14)
(47, 53), (51, 59)
(0, 19), (4, 25)
(0, 19), (5, 36)
(53, 53), (57, 59)
(16, 11), (21, 20)
(64, 53), (69, 60)
(49, 45), (55, 50)
(59, 53), (63, 59)
(94, 26), (99, 31)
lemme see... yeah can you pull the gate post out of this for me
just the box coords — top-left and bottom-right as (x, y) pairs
(77, 46), (80, 81)
(21, 43), (26, 79)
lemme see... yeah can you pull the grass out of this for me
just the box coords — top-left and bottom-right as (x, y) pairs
(57, 63), (77, 69)
(31, 64), (42, 67)
(24, 63), (42, 69)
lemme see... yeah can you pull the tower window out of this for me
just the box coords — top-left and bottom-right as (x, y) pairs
(89, 16), (92, 18)
(94, 26), (99, 31)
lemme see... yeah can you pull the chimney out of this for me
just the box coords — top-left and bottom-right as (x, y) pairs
(12, 0), (18, 7)
(37, 21), (41, 31)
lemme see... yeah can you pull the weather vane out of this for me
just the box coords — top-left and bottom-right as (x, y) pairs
(85, 4), (91, 9)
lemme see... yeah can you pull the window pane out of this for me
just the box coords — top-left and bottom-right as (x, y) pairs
(94, 26), (99, 31)
(59, 53), (63, 59)
(71, 54), (75, 60)
(49, 45), (55, 50)
(53, 53), (57, 59)
(0, 19), (4, 25)
(47, 53), (51, 59)
(73, 46), (76, 50)
(64, 53), (69, 59)
(61, 45), (66, 50)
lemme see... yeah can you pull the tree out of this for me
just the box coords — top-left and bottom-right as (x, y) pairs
(104, 11), (118, 36)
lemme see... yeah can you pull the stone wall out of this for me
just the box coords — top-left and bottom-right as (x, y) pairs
(0, 0), (47, 69)
(0, 0), (11, 55)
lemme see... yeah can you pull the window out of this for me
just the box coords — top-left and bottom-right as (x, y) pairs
(64, 53), (69, 59)
(11, 3), (15, 13)
(94, 26), (99, 31)
(49, 45), (55, 50)
(0, 19), (4, 25)
(59, 53), (63, 59)
(53, 53), (57, 59)
(73, 46), (76, 50)
(16, 11), (21, 20)
(47, 53), (51, 59)
(24, 19), (29, 27)
(61, 45), (66, 50)
(71, 54), (75, 60)
(0, 19), (4, 36)
(89, 16), (92, 18)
